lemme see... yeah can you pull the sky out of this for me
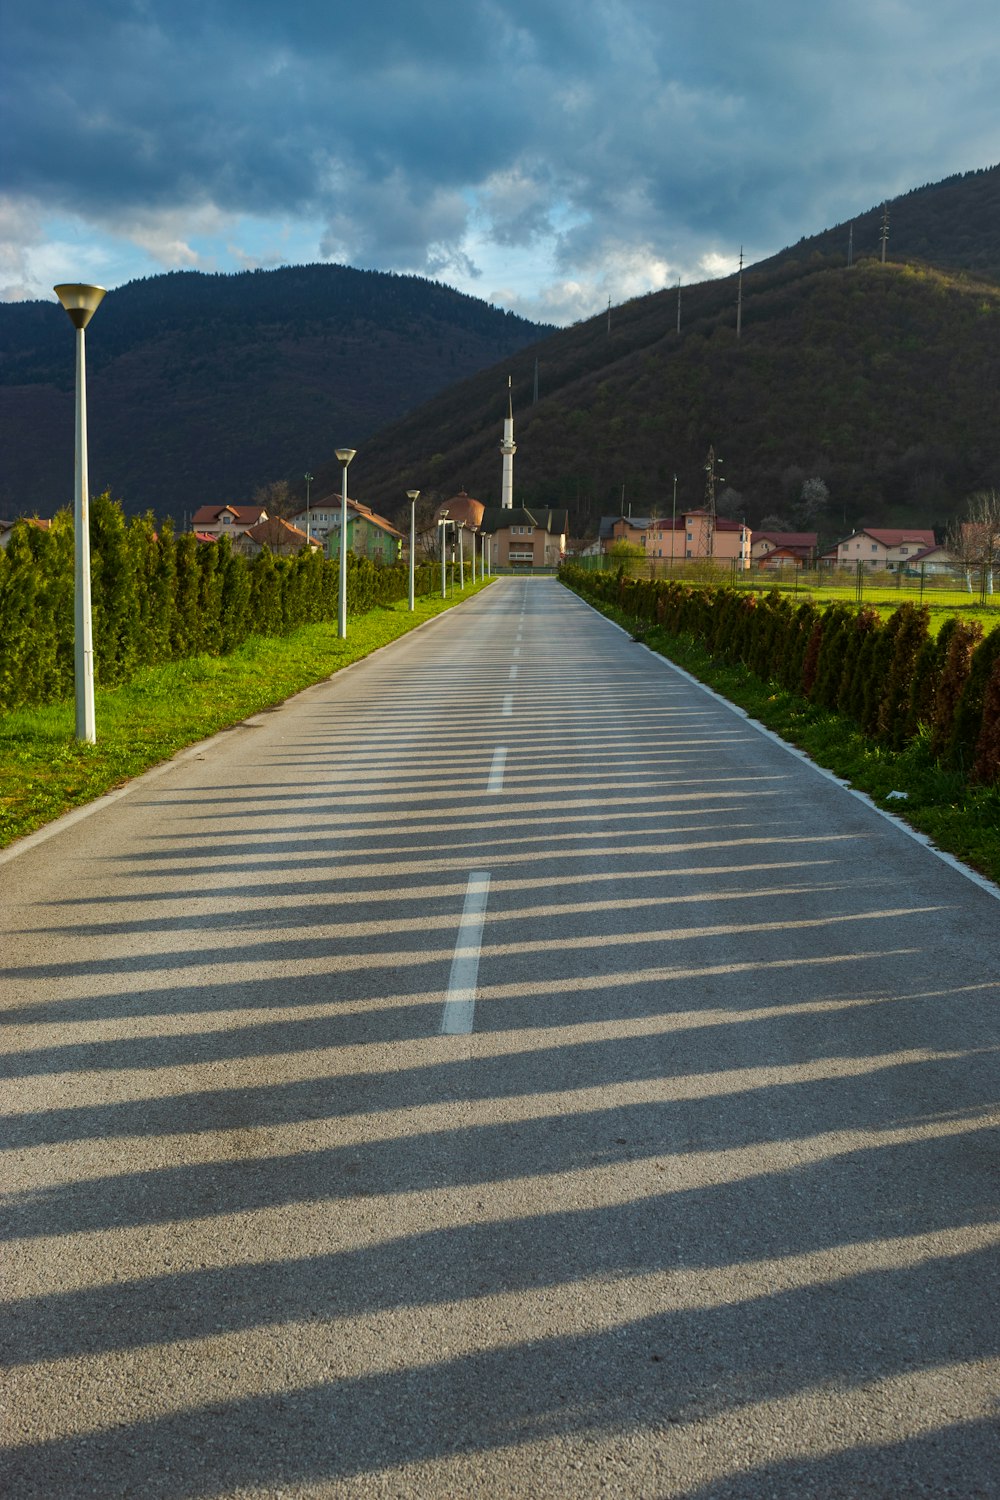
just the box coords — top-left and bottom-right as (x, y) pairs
(2, 1), (998, 326)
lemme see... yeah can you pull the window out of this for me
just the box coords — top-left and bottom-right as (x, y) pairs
(222, 514), (232, 524)
(871, 544), (878, 553)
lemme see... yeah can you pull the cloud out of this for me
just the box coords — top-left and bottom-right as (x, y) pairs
(1, 1), (998, 319)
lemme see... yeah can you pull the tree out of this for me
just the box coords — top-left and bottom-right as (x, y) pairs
(947, 488), (1000, 596)
(253, 478), (296, 519)
(798, 476), (830, 522)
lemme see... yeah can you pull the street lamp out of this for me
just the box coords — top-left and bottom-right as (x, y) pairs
(54, 282), (106, 744)
(438, 511), (451, 598)
(406, 489), (420, 610)
(335, 447), (356, 637)
(458, 522), (465, 588)
(304, 471), (313, 543)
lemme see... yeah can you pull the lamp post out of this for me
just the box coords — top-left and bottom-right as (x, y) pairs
(671, 472), (678, 572)
(438, 511), (450, 598)
(304, 471), (313, 543)
(458, 522), (465, 588)
(335, 447), (356, 637)
(54, 283), (106, 744)
(406, 488), (420, 610)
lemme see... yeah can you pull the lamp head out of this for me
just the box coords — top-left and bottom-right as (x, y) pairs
(407, 489), (420, 502)
(335, 448), (356, 466)
(54, 283), (106, 330)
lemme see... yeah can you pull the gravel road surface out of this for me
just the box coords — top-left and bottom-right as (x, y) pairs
(2, 576), (998, 1498)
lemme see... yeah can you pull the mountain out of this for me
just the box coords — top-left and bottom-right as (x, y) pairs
(4, 163), (1000, 539)
(349, 163), (1000, 542)
(0, 264), (551, 517)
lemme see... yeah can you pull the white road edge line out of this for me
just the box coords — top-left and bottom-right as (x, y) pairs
(509, 664), (519, 680)
(502, 693), (514, 716)
(441, 871), (491, 1034)
(487, 747), (507, 794)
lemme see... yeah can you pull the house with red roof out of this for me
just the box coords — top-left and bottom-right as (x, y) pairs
(835, 527), (937, 572)
(190, 503), (269, 537)
(751, 531), (817, 568)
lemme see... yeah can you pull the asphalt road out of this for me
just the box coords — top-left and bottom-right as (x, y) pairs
(2, 576), (999, 1499)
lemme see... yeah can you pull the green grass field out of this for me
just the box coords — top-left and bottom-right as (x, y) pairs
(0, 580), (492, 850)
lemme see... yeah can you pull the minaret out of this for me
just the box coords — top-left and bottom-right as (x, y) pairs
(500, 376), (516, 510)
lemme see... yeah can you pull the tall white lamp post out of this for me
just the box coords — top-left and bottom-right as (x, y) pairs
(406, 489), (420, 610)
(54, 283), (106, 744)
(458, 522), (465, 588)
(336, 447), (356, 637)
(304, 471), (314, 543)
(438, 512), (450, 597)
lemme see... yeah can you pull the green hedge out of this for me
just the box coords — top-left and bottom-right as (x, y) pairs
(0, 494), (440, 712)
(560, 563), (1000, 786)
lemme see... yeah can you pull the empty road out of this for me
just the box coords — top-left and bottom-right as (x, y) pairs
(2, 576), (999, 1498)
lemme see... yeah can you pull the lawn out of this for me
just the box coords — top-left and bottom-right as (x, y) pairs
(0, 580), (492, 850)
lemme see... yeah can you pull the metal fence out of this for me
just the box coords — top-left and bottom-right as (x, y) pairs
(569, 555), (998, 606)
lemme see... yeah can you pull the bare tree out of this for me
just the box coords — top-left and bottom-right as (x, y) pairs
(948, 489), (1000, 595)
(252, 478), (296, 519)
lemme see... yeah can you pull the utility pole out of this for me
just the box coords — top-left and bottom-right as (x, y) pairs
(736, 246), (744, 338)
(607, 296), (612, 335)
(676, 278), (682, 335)
(704, 446), (724, 562)
(880, 203), (890, 263)
(848, 222), (854, 268)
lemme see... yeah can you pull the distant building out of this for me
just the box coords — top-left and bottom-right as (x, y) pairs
(0, 517), (50, 548)
(236, 517), (315, 556)
(751, 531), (817, 567)
(322, 497), (404, 563)
(835, 527), (936, 571)
(479, 505), (568, 568)
(432, 491), (485, 531)
(598, 511), (751, 568)
(190, 503), (269, 537)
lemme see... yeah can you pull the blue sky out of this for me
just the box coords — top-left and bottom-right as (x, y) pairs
(2, 1), (998, 324)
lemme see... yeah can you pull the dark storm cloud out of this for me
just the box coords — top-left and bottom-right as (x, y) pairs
(2, 0), (998, 314)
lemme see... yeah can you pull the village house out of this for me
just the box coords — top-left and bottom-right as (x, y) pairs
(0, 517), (50, 548)
(477, 505), (568, 568)
(751, 531), (818, 568)
(323, 497), (404, 564)
(835, 527), (937, 571)
(235, 517), (316, 557)
(642, 510), (750, 567)
(190, 503), (270, 537)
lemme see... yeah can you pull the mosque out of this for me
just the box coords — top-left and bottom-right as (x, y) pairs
(432, 382), (568, 568)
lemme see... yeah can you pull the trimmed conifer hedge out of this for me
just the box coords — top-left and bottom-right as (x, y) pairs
(560, 563), (1000, 785)
(0, 494), (440, 713)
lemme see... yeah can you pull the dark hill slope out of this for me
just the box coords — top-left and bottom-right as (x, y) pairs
(352, 254), (1000, 540)
(0, 264), (551, 516)
(766, 163), (1000, 283)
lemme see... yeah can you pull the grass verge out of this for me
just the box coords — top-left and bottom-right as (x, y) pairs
(0, 580), (492, 850)
(578, 591), (1000, 887)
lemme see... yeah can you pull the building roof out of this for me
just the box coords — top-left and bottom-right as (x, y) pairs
(840, 527), (936, 548)
(479, 506), (569, 534)
(436, 492), (485, 529)
(191, 503), (268, 526)
(753, 531), (818, 549)
(245, 517), (312, 549)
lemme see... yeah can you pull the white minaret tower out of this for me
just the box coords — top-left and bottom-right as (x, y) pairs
(500, 375), (516, 510)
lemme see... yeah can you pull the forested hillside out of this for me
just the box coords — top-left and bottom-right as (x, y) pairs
(353, 168), (1000, 542)
(4, 163), (1000, 540)
(0, 264), (550, 516)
